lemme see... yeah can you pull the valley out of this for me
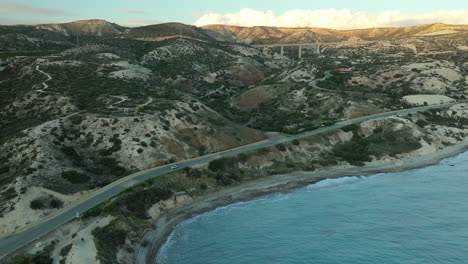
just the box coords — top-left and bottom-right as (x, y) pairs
(0, 19), (467, 263)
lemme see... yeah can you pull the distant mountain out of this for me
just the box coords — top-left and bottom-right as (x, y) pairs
(121, 22), (225, 42)
(1, 20), (467, 51)
(34, 19), (124, 37)
(202, 23), (468, 44)
(0, 25), (74, 51)
(340, 23), (468, 38)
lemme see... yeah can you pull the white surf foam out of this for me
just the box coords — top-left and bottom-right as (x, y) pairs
(306, 176), (365, 190)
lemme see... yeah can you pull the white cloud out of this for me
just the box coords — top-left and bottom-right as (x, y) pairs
(194, 8), (468, 29)
(0, 16), (59, 25)
(0, 0), (75, 16)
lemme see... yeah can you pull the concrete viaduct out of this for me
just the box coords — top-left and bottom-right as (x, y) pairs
(252, 41), (372, 58)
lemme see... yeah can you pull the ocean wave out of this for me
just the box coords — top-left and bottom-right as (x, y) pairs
(191, 192), (291, 221)
(156, 151), (468, 263)
(158, 177), (369, 261)
(155, 231), (176, 264)
(156, 192), (291, 263)
(306, 176), (365, 190)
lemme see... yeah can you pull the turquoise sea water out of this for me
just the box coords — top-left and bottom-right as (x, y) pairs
(157, 152), (468, 264)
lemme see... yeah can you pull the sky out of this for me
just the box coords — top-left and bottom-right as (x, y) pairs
(0, 0), (468, 29)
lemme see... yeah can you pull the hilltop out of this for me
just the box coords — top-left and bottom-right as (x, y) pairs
(34, 19), (124, 37)
(121, 22), (226, 42)
(1, 20), (468, 53)
(202, 23), (468, 44)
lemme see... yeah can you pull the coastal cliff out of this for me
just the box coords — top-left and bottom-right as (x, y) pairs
(8, 103), (468, 264)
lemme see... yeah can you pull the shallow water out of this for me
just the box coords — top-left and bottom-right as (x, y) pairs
(157, 152), (468, 264)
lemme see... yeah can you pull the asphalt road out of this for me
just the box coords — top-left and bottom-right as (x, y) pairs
(0, 102), (460, 257)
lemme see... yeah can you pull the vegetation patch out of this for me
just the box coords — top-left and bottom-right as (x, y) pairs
(334, 125), (421, 166)
(6, 240), (55, 264)
(30, 196), (64, 210)
(93, 222), (127, 264)
(59, 244), (72, 257)
(30, 199), (45, 210)
(316, 72), (351, 90)
(61, 171), (90, 184)
(423, 109), (468, 129)
(111, 187), (173, 219)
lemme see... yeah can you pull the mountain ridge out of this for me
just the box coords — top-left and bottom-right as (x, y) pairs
(33, 19), (125, 37)
(3, 19), (468, 42)
(201, 23), (468, 44)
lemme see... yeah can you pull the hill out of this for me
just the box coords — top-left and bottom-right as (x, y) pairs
(34, 19), (124, 37)
(202, 23), (468, 44)
(121, 22), (225, 42)
(0, 25), (74, 52)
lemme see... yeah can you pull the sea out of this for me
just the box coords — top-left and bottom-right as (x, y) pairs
(157, 151), (468, 264)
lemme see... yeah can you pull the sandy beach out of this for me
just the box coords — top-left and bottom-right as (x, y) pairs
(135, 141), (468, 264)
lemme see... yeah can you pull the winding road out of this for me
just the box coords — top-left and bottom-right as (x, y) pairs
(309, 70), (332, 90)
(0, 101), (462, 258)
(35, 61), (52, 92)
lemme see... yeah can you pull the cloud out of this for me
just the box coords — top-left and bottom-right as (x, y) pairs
(194, 8), (468, 29)
(189, 12), (209, 18)
(0, 0), (74, 16)
(119, 9), (146, 14)
(118, 19), (160, 27)
(0, 16), (60, 25)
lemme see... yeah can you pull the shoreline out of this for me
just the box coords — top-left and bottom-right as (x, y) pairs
(135, 141), (468, 264)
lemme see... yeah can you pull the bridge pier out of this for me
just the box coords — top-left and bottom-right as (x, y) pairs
(280, 46), (284, 59)
(298, 45), (302, 59)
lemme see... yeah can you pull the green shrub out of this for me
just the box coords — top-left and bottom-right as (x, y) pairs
(275, 144), (286, 152)
(29, 196), (62, 210)
(119, 187), (173, 218)
(6, 254), (52, 264)
(61, 171), (90, 184)
(208, 158), (226, 172)
(30, 199), (45, 210)
(333, 127), (421, 166)
(0, 166), (10, 174)
(49, 198), (63, 209)
(100, 136), (122, 156)
(198, 146), (207, 155)
(214, 172), (239, 186)
(81, 206), (103, 219)
(70, 115), (83, 125)
(59, 244), (72, 257)
(97, 158), (127, 177)
(332, 139), (371, 166)
(61, 146), (82, 161)
(184, 167), (202, 178)
(93, 224), (126, 264)
(3, 187), (17, 199)
(341, 124), (360, 133)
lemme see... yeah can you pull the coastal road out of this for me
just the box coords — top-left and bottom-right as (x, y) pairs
(0, 101), (461, 257)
